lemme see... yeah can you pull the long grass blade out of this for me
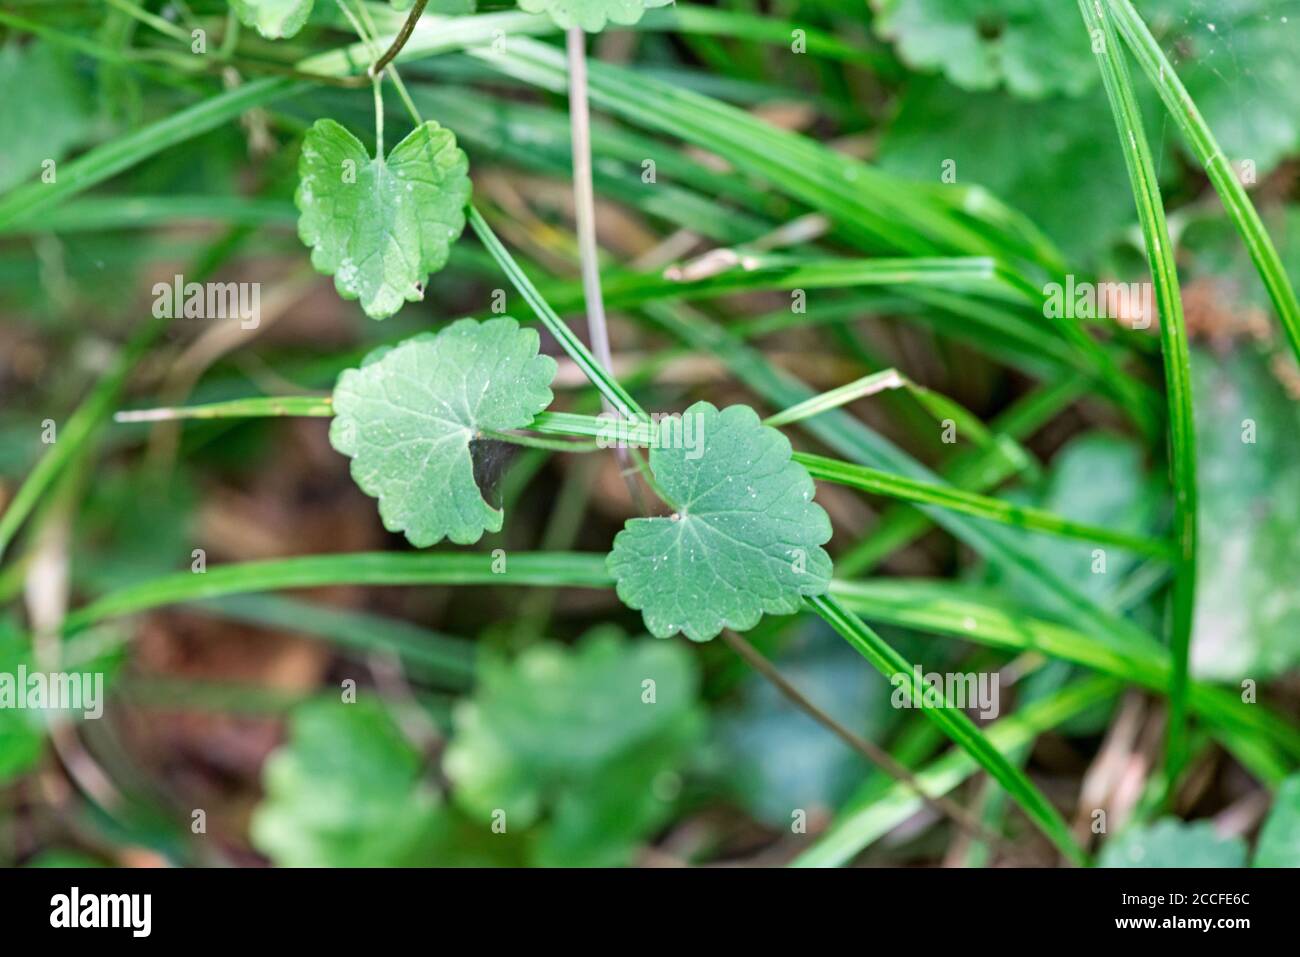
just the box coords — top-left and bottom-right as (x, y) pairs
(0, 319), (164, 560)
(1080, 0), (1198, 783)
(1107, 0), (1300, 365)
(830, 579), (1300, 760)
(798, 452), (1173, 559)
(0, 79), (300, 228)
(807, 593), (1089, 865)
(63, 551), (614, 636)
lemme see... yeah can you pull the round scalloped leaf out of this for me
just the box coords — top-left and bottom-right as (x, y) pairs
(518, 0), (672, 33)
(607, 402), (833, 642)
(296, 118), (471, 320)
(444, 628), (704, 866)
(872, 0), (1096, 99)
(250, 699), (444, 866)
(329, 318), (556, 547)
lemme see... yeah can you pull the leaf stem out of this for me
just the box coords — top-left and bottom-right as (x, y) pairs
(369, 0), (429, 77)
(479, 429), (599, 453)
(372, 73), (384, 156)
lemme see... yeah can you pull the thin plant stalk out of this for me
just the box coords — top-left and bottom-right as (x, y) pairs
(566, 27), (645, 511)
(566, 28), (617, 390)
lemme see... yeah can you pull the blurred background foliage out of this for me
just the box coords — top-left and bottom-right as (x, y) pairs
(1, 0), (1299, 867)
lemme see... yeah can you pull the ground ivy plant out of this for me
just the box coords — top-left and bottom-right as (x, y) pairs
(288, 0), (837, 641)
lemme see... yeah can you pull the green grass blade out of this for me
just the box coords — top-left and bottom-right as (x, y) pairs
(0, 79), (300, 229)
(1080, 0), (1198, 782)
(606, 255), (1021, 304)
(0, 319), (164, 561)
(1107, 0), (1300, 366)
(829, 579), (1300, 760)
(764, 369), (907, 427)
(63, 551), (614, 636)
(834, 376), (1087, 576)
(807, 593), (1090, 866)
(114, 396), (333, 423)
(798, 452), (1173, 559)
(194, 593), (475, 686)
(467, 205), (644, 422)
(0, 197), (297, 235)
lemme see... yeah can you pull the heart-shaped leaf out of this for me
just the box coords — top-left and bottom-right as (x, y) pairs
(329, 318), (557, 546)
(518, 0), (672, 33)
(608, 402), (833, 642)
(296, 118), (471, 320)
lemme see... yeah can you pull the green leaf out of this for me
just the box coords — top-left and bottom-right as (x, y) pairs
(444, 629), (704, 866)
(1179, 207), (1300, 319)
(1191, 347), (1300, 679)
(250, 698), (443, 866)
(1099, 819), (1247, 868)
(0, 42), (93, 192)
(296, 118), (471, 320)
(1255, 773), (1300, 867)
(872, 0), (1096, 98)
(1150, 1), (1300, 177)
(877, 77), (1164, 262)
(608, 402), (833, 642)
(329, 319), (557, 547)
(0, 626), (44, 785)
(230, 0), (315, 39)
(518, 0), (672, 32)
